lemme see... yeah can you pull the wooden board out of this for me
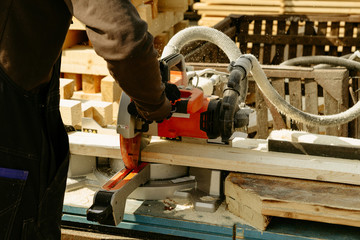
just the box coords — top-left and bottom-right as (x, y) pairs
(68, 132), (360, 186)
(194, 3), (282, 12)
(205, 0), (282, 6)
(225, 172), (360, 230)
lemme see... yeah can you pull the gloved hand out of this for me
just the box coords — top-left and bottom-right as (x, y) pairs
(127, 83), (181, 123)
(164, 82), (181, 105)
(158, 83), (181, 122)
(127, 101), (153, 124)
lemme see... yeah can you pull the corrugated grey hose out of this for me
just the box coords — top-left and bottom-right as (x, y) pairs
(162, 26), (360, 127)
(279, 55), (360, 126)
(161, 26), (241, 61)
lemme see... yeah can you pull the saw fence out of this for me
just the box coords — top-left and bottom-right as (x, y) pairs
(182, 14), (360, 139)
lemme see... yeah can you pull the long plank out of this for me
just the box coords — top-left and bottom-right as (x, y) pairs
(205, 0), (282, 6)
(284, 7), (360, 14)
(194, 3), (282, 12)
(285, 1), (360, 8)
(68, 132), (360, 186)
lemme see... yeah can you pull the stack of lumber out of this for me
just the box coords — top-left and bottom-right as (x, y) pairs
(194, 0), (284, 26)
(60, 0), (191, 130)
(195, 0), (360, 27)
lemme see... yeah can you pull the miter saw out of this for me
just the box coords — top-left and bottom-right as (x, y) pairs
(87, 53), (253, 226)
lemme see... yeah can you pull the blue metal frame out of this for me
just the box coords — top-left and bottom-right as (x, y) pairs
(63, 205), (360, 240)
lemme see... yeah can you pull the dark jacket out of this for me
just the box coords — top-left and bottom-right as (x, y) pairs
(0, 0), (171, 121)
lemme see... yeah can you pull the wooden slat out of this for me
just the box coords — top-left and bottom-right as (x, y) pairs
(324, 91), (340, 136)
(288, 78), (303, 130)
(330, 21), (340, 56)
(304, 79), (319, 133)
(288, 21), (298, 59)
(303, 21), (315, 56)
(255, 85), (269, 139)
(271, 20), (286, 64)
(268, 78), (287, 130)
(252, 20), (262, 61)
(343, 22), (354, 55)
(315, 21), (327, 55)
(262, 20), (273, 64)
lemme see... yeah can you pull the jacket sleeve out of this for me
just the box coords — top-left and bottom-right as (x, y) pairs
(64, 0), (171, 121)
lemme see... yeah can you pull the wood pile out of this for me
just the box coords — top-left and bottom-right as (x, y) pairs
(60, 0), (191, 130)
(194, 0), (360, 27)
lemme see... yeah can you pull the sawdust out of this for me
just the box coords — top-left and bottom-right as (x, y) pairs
(64, 187), (97, 208)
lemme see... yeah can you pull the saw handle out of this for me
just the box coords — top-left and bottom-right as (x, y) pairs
(159, 53), (187, 85)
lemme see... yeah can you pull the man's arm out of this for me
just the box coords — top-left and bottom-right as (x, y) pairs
(64, 0), (171, 121)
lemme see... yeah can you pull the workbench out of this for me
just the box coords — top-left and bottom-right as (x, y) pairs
(63, 131), (360, 239)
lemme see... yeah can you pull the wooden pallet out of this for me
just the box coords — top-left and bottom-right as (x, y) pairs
(182, 14), (360, 139)
(224, 129), (360, 230)
(225, 172), (360, 231)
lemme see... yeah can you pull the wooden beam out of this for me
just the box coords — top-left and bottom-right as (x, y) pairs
(68, 132), (360, 186)
(82, 74), (103, 94)
(100, 75), (122, 102)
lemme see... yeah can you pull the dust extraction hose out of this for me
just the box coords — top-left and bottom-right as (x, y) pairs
(162, 26), (360, 127)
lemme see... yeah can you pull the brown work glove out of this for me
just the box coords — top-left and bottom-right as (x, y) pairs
(128, 83), (180, 123)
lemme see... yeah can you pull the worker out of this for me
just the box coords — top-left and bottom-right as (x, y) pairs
(0, 0), (179, 239)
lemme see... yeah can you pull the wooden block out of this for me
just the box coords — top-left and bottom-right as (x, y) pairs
(82, 74), (103, 93)
(158, 0), (188, 12)
(148, 12), (166, 36)
(113, 101), (120, 123)
(62, 30), (88, 50)
(148, 0), (159, 19)
(137, 3), (153, 23)
(131, 0), (145, 8)
(72, 91), (102, 101)
(69, 17), (86, 30)
(82, 101), (113, 127)
(163, 11), (175, 30)
(167, 27), (175, 40)
(174, 11), (185, 23)
(60, 78), (75, 99)
(60, 99), (82, 126)
(101, 75), (122, 102)
(225, 181), (271, 230)
(225, 172), (360, 230)
(63, 73), (82, 91)
(174, 20), (189, 33)
(82, 103), (93, 119)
